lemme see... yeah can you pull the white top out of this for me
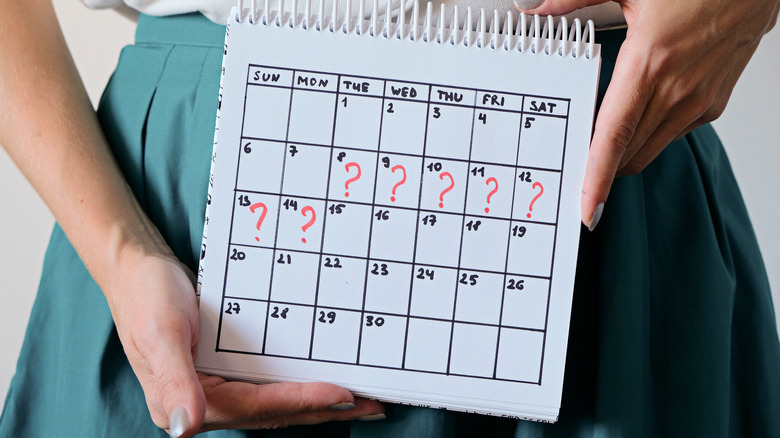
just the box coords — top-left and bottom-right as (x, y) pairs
(82, 0), (625, 28)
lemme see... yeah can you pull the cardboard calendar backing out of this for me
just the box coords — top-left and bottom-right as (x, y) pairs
(196, 7), (600, 421)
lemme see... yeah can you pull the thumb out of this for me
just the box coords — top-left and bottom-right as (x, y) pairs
(513, 0), (613, 16)
(118, 265), (207, 437)
(156, 339), (207, 438)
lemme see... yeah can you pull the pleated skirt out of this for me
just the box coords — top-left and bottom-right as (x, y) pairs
(2, 12), (778, 438)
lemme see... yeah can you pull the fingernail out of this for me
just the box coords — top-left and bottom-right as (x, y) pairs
(329, 402), (356, 410)
(512, 0), (544, 11)
(168, 406), (191, 438)
(358, 413), (387, 421)
(587, 203), (604, 232)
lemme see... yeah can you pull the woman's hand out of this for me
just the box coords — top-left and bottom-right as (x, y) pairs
(519, 0), (779, 229)
(1, 3), (383, 436)
(109, 248), (384, 437)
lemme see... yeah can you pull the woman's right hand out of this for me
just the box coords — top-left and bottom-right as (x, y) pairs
(1, 3), (383, 436)
(109, 246), (385, 437)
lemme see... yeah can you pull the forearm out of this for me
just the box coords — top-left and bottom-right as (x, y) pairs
(0, 0), (172, 307)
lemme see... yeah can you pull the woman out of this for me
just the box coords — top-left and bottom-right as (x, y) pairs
(1, 0), (778, 436)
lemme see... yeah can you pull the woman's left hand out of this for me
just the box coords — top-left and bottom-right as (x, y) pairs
(520, 0), (779, 229)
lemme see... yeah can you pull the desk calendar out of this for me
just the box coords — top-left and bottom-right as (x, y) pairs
(196, 2), (600, 421)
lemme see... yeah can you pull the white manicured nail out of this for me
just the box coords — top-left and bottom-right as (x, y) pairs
(168, 406), (190, 438)
(512, 0), (545, 10)
(588, 203), (604, 232)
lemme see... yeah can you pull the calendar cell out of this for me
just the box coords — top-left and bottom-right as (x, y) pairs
(409, 266), (457, 320)
(430, 86), (475, 107)
(333, 94), (383, 150)
(458, 217), (510, 273)
(368, 207), (417, 261)
(339, 76), (384, 97)
(506, 221), (555, 277)
(501, 276), (550, 330)
(404, 318), (452, 373)
(419, 158), (468, 214)
(454, 271), (504, 324)
(242, 85), (291, 140)
(327, 149), (378, 204)
(378, 98), (428, 155)
(264, 303), (314, 358)
(293, 71), (339, 92)
(358, 313), (407, 368)
(448, 323), (498, 378)
(464, 164), (515, 219)
(275, 198), (325, 252)
(513, 168), (561, 224)
(224, 246), (273, 300)
(316, 255), (368, 310)
(269, 250), (318, 305)
(218, 299), (267, 353)
(230, 192), (279, 248)
(374, 153), (423, 210)
(364, 261), (412, 315)
(476, 91), (523, 112)
(469, 109), (521, 166)
(414, 212), (463, 267)
(236, 140), (285, 193)
(425, 102), (474, 161)
(280, 144), (331, 199)
(495, 328), (544, 383)
(321, 202), (372, 257)
(385, 81), (428, 103)
(523, 97), (569, 117)
(311, 308), (361, 363)
(247, 66), (293, 87)
(287, 87), (338, 145)
(517, 114), (567, 170)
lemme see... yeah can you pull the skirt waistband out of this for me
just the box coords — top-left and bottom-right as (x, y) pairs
(135, 13), (227, 47)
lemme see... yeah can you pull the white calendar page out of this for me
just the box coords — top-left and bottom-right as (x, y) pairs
(196, 9), (600, 421)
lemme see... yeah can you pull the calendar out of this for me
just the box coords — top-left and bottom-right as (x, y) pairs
(196, 3), (600, 421)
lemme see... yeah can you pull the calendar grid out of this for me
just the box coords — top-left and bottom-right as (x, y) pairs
(217, 64), (573, 383)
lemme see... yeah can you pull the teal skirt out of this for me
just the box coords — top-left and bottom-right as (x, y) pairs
(2, 12), (779, 438)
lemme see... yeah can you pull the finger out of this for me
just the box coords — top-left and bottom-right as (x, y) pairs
(581, 44), (651, 229)
(136, 316), (206, 437)
(274, 397), (385, 429)
(516, 0), (611, 15)
(615, 45), (735, 173)
(616, 117), (687, 176)
(200, 378), (376, 428)
(208, 396), (385, 431)
(619, 37), (757, 175)
(118, 260), (207, 437)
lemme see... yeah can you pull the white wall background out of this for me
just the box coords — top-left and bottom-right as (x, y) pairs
(1, 2), (778, 411)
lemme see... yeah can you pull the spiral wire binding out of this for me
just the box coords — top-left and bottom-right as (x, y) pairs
(233, 0), (596, 59)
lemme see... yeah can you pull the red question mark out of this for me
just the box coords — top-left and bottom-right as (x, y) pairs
(300, 206), (316, 243)
(390, 165), (406, 202)
(249, 202), (267, 242)
(344, 162), (361, 197)
(527, 182), (544, 218)
(438, 172), (454, 208)
(484, 177), (498, 213)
